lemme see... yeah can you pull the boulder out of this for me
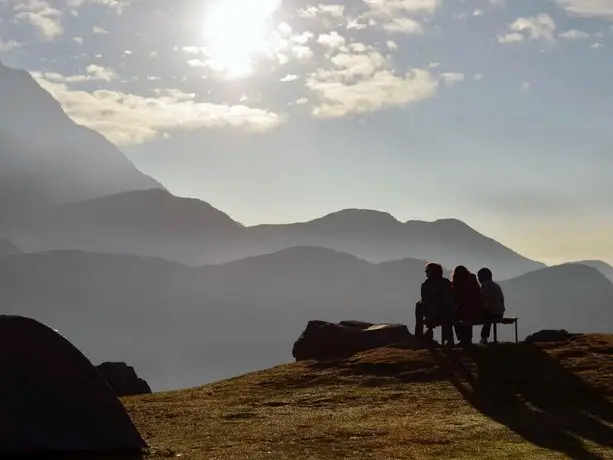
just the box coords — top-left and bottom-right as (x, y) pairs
(97, 362), (152, 397)
(292, 320), (412, 361)
(0, 315), (146, 455)
(525, 329), (575, 343)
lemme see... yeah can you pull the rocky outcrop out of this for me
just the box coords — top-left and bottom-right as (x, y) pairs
(292, 320), (415, 361)
(96, 362), (152, 397)
(525, 329), (576, 343)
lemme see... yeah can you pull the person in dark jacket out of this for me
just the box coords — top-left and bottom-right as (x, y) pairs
(477, 267), (506, 344)
(415, 262), (455, 347)
(451, 265), (484, 347)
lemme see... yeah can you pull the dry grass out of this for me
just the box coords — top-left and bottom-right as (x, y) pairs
(123, 334), (613, 459)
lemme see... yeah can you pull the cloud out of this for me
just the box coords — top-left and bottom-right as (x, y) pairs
(92, 25), (109, 34)
(280, 74), (299, 82)
(521, 81), (531, 91)
(297, 4), (346, 19)
(559, 29), (591, 39)
(13, 0), (63, 40)
(31, 73), (284, 145)
(317, 31), (346, 49)
(364, 0), (441, 16)
(498, 14), (556, 43)
(67, 0), (136, 13)
(440, 72), (465, 86)
(305, 48), (437, 117)
(34, 65), (118, 83)
(554, 0), (613, 21)
(382, 17), (424, 34)
(0, 38), (22, 51)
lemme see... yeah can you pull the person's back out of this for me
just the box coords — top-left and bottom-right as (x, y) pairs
(477, 267), (505, 344)
(480, 279), (505, 316)
(422, 276), (455, 322)
(454, 273), (484, 320)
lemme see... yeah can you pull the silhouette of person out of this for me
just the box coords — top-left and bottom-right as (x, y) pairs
(477, 267), (505, 344)
(416, 262), (455, 347)
(451, 265), (484, 347)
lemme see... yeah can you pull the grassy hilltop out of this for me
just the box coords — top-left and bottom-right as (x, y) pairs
(124, 335), (613, 459)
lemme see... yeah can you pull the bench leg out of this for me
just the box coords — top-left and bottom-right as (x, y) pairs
(493, 323), (498, 344)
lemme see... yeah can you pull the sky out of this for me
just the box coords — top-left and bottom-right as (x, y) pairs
(1, 0), (612, 265)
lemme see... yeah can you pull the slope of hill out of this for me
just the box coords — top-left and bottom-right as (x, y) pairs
(11, 190), (244, 265)
(577, 260), (613, 282)
(124, 335), (613, 459)
(0, 238), (21, 256)
(1, 248), (611, 390)
(0, 60), (162, 228)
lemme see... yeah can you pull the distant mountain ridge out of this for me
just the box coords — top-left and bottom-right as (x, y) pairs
(0, 60), (163, 229)
(12, 193), (545, 279)
(576, 260), (613, 282)
(1, 248), (610, 390)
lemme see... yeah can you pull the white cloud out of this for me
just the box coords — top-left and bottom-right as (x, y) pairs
(280, 74), (299, 82)
(0, 38), (22, 51)
(85, 64), (116, 81)
(554, 0), (613, 22)
(473, 9), (484, 16)
(72, 36), (83, 44)
(33, 65), (117, 83)
(93, 26), (109, 34)
(382, 17), (424, 34)
(306, 48), (437, 117)
(317, 31), (346, 49)
(298, 4), (346, 19)
(440, 72), (465, 86)
(31, 74), (284, 145)
(488, 0), (505, 6)
(591, 41), (604, 48)
(559, 29), (591, 39)
(364, 0), (441, 15)
(13, 0), (63, 40)
(498, 14), (556, 43)
(67, 0), (135, 13)
(386, 40), (399, 50)
(474, 73), (483, 80)
(295, 97), (308, 105)
(521, 81), (531, 91)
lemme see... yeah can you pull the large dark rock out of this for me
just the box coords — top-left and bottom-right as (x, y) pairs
(0, 315), (146, 455)
(525, 329), (575, 343)
(292, 320), (413, 361)
(97, 362), (152, 397)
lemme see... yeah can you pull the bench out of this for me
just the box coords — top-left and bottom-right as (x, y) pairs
(432, 317), (519, 344)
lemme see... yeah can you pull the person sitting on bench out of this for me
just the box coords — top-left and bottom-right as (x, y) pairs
(415, 262), (455, 347)
(477, 267), (505, 344)
(451, 265), (484, 347)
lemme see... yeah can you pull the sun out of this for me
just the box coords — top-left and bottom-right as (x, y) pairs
(203, 0), (281, 78)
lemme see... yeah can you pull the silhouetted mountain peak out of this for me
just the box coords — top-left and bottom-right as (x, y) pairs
(575, 260), (613, 282)
(0, 61), (163, 229)
(307, 209), (400, 229)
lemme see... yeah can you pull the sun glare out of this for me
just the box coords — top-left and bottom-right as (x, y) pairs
(203, 0), (281, 78)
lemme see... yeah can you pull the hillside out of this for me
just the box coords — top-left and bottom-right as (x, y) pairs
(577, 260), (613, 282)
(0, 60), (162, 228)
(11, 189), (244, 265)
(1, 249), (612, 390)
(124, 334), (613, 459)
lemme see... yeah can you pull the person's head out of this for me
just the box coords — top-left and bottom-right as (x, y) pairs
(451, 265), (470, 285)
(425, 262), (444, 279)
(477, 267), (493, 283)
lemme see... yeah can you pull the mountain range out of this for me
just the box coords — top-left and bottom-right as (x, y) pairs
(2, 60), (612, 392)
(1, 248), (611, 390)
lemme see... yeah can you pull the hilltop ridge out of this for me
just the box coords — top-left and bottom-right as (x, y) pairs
(124, 334), (613, 459)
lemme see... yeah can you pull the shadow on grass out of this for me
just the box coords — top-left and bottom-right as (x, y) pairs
(434, 343), (613, 460)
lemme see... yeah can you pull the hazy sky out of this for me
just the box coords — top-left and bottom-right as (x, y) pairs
(1, 0), (612, 265)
